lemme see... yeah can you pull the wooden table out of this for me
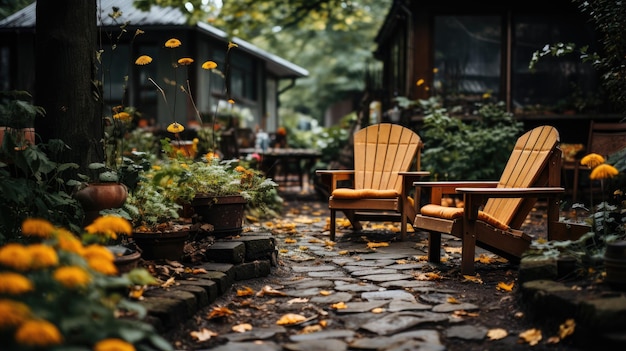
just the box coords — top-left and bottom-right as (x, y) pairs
(239, 148), (322, 189)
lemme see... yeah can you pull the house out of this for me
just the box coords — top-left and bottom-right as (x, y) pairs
(372, 0), (621, 144)
(0, 0), (308, 133)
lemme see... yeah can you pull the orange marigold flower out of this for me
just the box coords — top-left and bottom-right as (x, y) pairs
(21, 218), (55, 238)
(94, 338), (136, 351)
(26, 244), (58, 269)
(178, 57), (194, 65)
(165, 38), (182, 48)
(0, 243), (31, 271)
(134, 55), (153, 65)
(202, 61), (217, 70)
(53, 266), (92, 289)
(0, 299), (31, 328)
(15, 319), (63, 347)
(228, 99), (235, 104)
(416, 79), (425, 86)
(113, 111), (132, 122)
(85, 216), (132, 240)
(580, 153), (605, 168)
(87, 257), (118, 276)
(590, 163), (619, 180)
(56, 228), (84, 254)
(167, 122), (185, 133)
(235, 166), (246, 172)
(82, 244), (115, 262)
(0, 272), (33, 294)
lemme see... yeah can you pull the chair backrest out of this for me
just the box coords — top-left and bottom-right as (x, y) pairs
(353, 123), (422, 192)
(587, 121), (626, 158)
(483, 125), (560, 226)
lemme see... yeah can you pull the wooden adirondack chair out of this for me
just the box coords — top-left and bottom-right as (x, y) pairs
(413, 125), (565, 275)
(317, 123), (429, 241)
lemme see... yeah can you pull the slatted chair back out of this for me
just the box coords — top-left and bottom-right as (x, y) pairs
(353, 124), (421, 193)
(483, 125), (560, 227)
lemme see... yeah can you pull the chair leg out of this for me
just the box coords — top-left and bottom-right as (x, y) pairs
(400, 211), (408, 241)
(461, 233), (476, 275)
(428, 232), (441, 263)
(330, 209), (336, 241)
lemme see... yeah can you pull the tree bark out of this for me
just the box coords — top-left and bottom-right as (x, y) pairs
(34, 0), (102, 171)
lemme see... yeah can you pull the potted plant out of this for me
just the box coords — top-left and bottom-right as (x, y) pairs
(0, 90), (44, 151)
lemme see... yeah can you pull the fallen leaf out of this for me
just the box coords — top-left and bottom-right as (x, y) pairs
(319, 320), (328, 327)
(444, 246), (462, 254)
(546, 336), (561, 344)
(308, 238), (322, 243)
(331, 302), (347, 309)
(206, 306), (234, 319)
(287, 297), (308, 304)
(237, 286), (255, 296)
(190, 328), (218, 342)
(232, 323), (253, 333)
(279, 248), (289, 253)
(338, 250), (348, 255)
(558, 318), (575, 339)
(487, 328), (508, 340)
(256, 285), (287, 297)
(161, 277), (176, 288)
(128, 285), (146, 300)
(497, 281), (515, 292)
(192, 268), (208, 274)
(367, 242), (389, 249)
(413, 272), (442, 281)
(299, 325), (322, 334)
(462, 275), (483, 284)
(447, 296), (460, 304)
(319, 290), (332, 296)
(298, 245), (309, 251)
(276, 313), (307, 325)
(284, 238), (297, 244)
(371, 307), (385, 313)
(475, 253), (497, 264)
(519, 328), (542, 346)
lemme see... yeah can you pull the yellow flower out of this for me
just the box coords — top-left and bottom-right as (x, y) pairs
(228, 41), (238, 49)
(178, 57), (194, 65)
(87, 257), (118, 276)
(82, 244), (115, 262)
(113, 111), (132, 123)
(167, 122), (185, 133)
(165, 38), (182, 48)
(94, 338), (136, 351)
(416, 78), (425, 86)
(0, 299), (31, 328)
(15, 319), (63, 347)
(235, 166), (246, 172)
(482, 92), (491, 99)
(84, 215), (132, 240)
(53, 266), (92, 289)
(580, 153), (605, 168)
(55, 228), (84, 254)
(202, 61), (217, 70)
(26, 244), (58, 269)
(228, 99), (235, 104)
(590, 163), (619, 180)
(0, 272), (34, 294)
(21, 218), (55, 238)
(0, 243), (31, 271)
(134, 55), (153, 65)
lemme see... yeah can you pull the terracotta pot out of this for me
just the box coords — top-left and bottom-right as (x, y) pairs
(132, 229), (190, 261)
(106, 245), (141, 274)
(74, 183), (128, 226)
(191, 194), (247, 237)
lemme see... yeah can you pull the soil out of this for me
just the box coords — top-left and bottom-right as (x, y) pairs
(155, 193), (602, 351)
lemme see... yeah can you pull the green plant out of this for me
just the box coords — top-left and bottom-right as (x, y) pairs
(0, 216), (172, 350)
(417, 99), (523, 180)
(0, 90), (45, 129)
(0, 139), (84, 244)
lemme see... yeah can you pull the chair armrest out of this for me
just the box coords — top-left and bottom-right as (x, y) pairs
(457, 187), (565, 220)
(316, 169), (355, 192)
(413, 181), (499, 206)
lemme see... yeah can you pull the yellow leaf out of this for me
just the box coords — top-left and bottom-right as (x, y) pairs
(487, 328), (508, 340)
(558, 318), (575, 339)
(319, 320), (328, 327)
(276, 313), (307, 325)
(319, 290), (332, 296)
(447, 296), (460, 304)
(444, 246), (462, 254)
(298, 245), (309, 251)
(245, 215), (258, 222)
(462, 274), (483, 284)
(161, 277), (176, 288)
(232, 323), (252, 333)
(128, 285), (146, 300)
(414, 272), (442, 281)
(415, 255), (429, 261)
(519, 328), (542, 346)
(324, 240), (336, 247)
(308, 238), (322, 243)
(338, 250), (348, 255)
(206, 306), (234, 319)
(279, 248), (289, 253)
(331, 302), (347, 309)
(192, 268), (208, 274)
(287, 297), (308, 304)
(284, 238), (297, 244)
(237, 286), (255, 296)
(190, 328), (218, 342)
(367, 242), (389, 249)
(300, 325), (322, 334)
(371, 307), (385, 313)
(497, 281), (515, 292)
(475, 253), (496, 264)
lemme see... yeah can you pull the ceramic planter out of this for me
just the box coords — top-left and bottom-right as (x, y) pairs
(74, 182), (128, 226)
(132, 228), (191, 261)
(106, 245), (141, 274)
(191, 194), (247, 237)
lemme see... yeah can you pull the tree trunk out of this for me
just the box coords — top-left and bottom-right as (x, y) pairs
(34, 0), (102, 171)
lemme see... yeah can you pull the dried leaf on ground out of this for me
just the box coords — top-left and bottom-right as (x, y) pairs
(487, 328), (508, 340)
(276, 313), (307, 325)
(319, 290), (332, 296)
(161, 277), (176, 288)
(192, 268), (208, 274)
(284, 238), (297, 244)
(462, 275), (483, 284)
(413, 272), (442, 281)
(447, 296), (460, 304)
(287, 297), (308, 304)
(237, 286), (255, 296)
(299, 325), (323, 334)
(190, 328), (218, 342)
(232, 323), (253, 333)
(519, 328), (542, 346)
(558, 318), (575, 339)
(367, 242), (389, 249)
(256, 285), (287, 297)
(497, 281), (515, 292)
(331, 302), (347, 309)
(206, 306), (234, 319)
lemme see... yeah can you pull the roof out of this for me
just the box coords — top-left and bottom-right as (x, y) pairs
(0, 0), (308, 79)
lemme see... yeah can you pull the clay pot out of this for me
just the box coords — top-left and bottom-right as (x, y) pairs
(106, 245), (141, 274)
(132, 229), (190, 261)
(191, 194), (247, 237)
(74, 183), (128, 226)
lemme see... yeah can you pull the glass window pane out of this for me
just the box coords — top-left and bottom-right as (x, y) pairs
(434, 16), (501, 110)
